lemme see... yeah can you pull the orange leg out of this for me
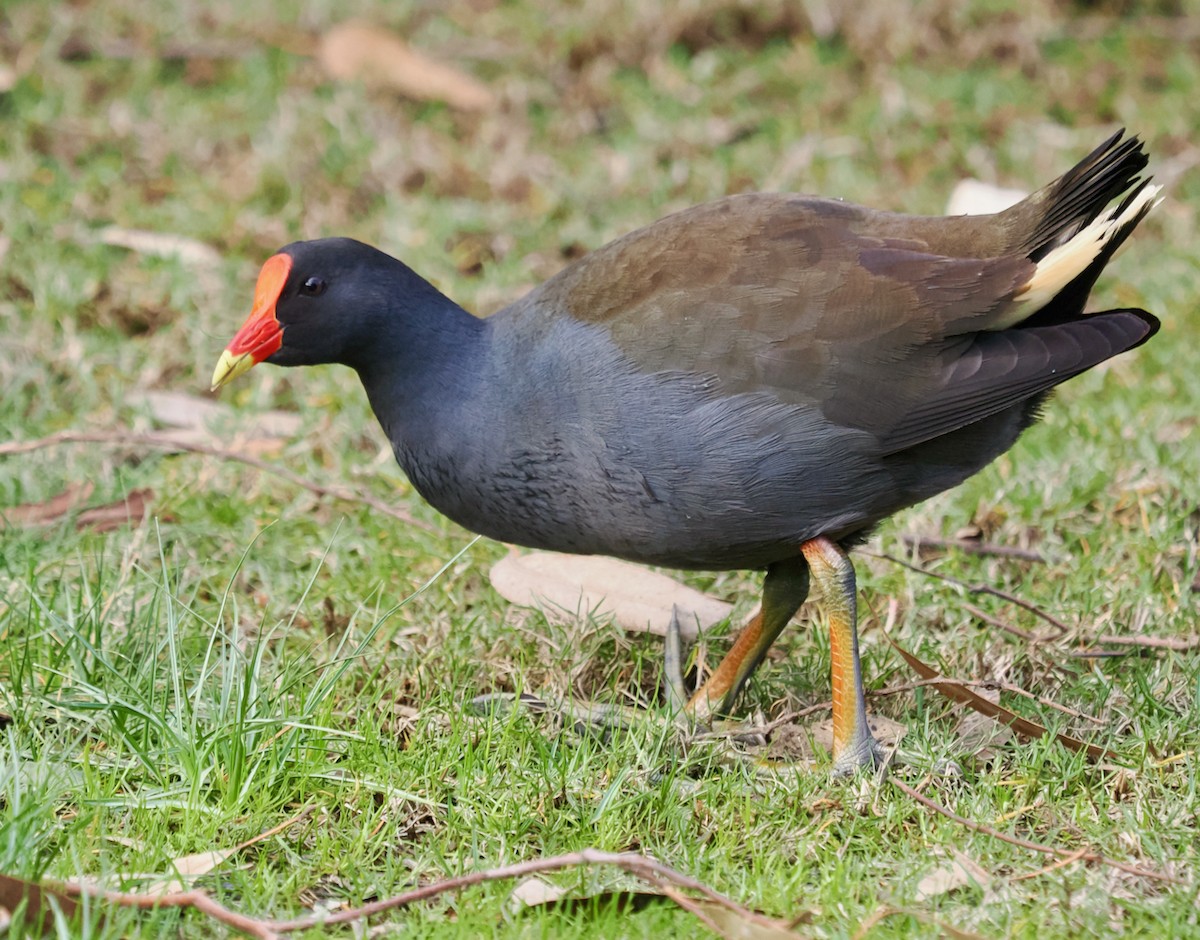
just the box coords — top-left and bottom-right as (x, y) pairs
(685, 556), (809, 723)
(800, 536), (882, 774)
(680, 539), (881, 774)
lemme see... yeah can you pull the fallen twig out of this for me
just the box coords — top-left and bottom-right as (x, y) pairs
(877, 578), (1195, 655)
(60, 36), (258, 61)
(1009, 847), (1092, 882)
(900, 535), (1046, 563)
(890, 778), (1179, 883)
(0, 430), (436, 533)
(1088, 634), (1200, 652)
(872, 550), (1069, 638)
(42, 848), (797, 938)
(961, 602), (1048, 643)
(852, 904), (988, 940)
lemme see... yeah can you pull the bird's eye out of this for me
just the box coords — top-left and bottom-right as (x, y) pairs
(300, 276), (327, 296)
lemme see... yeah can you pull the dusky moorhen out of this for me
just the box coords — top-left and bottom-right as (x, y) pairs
(213, 131), (1160, 773)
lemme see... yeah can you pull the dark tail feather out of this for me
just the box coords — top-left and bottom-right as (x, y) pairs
(1021, 180), (1160, 328)
(1016, 130), (1150, 261)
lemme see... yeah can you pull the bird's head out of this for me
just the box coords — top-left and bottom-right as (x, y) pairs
(211, 238), (420, 390)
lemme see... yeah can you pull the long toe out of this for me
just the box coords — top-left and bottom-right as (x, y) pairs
(831, 731), (887, 777)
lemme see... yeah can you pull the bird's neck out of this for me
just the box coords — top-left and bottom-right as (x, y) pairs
(352, 293), (490, 451)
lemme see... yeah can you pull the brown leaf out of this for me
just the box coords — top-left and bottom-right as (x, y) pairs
(695, 901), (808, 939)
(854, 905), (988, 940)
(136, 847), (240, 897)
(98, 226), (221, 267)
(944, 179), (1028, 216)
(92, 807), (313, 897)
(0, 872), (83, 935)
(913, 850), (990, 901)
(887, 638), (1115, 760)
(0, 485), (148, 534)
(509, 876), (567, 910)
(954, 708), (1014, 760)
(131, 390), (302, 440)
(318, 22), (496, 112)
(954, 684), (1014, 759)
(73, 489), (155, 533)
(489, 551), (733, 639)
(914, 862), (972, 901)
(0, 482), (95, 528)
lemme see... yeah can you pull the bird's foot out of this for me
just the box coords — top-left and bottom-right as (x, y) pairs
(830, 730), (889, 778)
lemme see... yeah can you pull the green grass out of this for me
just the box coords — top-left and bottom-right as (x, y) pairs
(2, 0), (1199, 935)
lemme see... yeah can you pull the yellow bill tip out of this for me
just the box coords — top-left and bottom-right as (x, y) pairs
(210, 349), (255, 391)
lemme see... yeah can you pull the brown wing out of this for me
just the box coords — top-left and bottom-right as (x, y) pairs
(515, 194), (1037, 443)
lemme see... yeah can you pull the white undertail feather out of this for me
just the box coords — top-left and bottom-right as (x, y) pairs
(1008, 183), (1163, 321)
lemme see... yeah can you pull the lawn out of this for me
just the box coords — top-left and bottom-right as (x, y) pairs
(1, 0), (1198, 936)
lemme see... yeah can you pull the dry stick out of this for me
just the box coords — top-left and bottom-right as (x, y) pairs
(692, 701), (833, 742)
(53, 807), (317, 938)
(269, 849), (778, 934)
(872, 550), (1070, 638)
(961, 602), (1044, 644)
(1009, 847), (1092, 882)
(1089, 634), (1200, 652)
(648, 879), (726, 935)
(900, 535), (1047, 563)
(882, 550), (1197, 652)
(56, 849), (779, 938)
(0, 430), (437, 533)
(890, 778), (1179, 884)
(54, 887), (282, 940)
(886, 549), (1199, 652)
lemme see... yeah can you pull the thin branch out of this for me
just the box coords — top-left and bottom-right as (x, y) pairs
(1089, 634), (1200, 652)
(650, 879), (727, 935)
(56, 886), (282, 939)
(900, 535), (1046, 563)
(890, 778), (1179, 883)
(961, 602), (1048, 644)
(269, 848), (783, 934)
(1009, 847), (1092, 882)
(872, 550), (1070, 637)
(48, 848), (789, 938)
(0, 430), (437, 533)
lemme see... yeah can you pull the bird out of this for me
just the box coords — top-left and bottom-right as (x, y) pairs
(212, 130), (1160, 774)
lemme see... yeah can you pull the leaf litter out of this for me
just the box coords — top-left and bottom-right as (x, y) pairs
(489, 550), (733, 640)
(317, 21), (496, 112)
(1, 482), (156, 533)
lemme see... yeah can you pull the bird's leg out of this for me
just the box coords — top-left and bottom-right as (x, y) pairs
(800, 536), (883, 774)
(682, 556), (810, 724)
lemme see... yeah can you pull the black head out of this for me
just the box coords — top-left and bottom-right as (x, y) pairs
(211, 237), (457, 389)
